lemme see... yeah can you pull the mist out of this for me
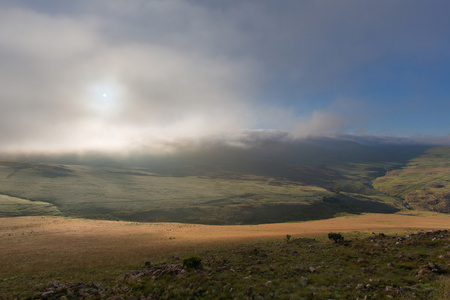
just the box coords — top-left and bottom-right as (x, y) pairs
(1, 1), (449, 156)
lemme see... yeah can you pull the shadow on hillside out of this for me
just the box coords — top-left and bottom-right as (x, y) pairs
(112, 195), (400, 225)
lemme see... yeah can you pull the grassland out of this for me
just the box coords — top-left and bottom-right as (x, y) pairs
(0, 144), (448, 297)
(373, 147), (450, 213)
(0, 160), (402, 224)
(0, 195), (61, 217)
(2, 143), (445, 224)
(0, 213), (449, 299)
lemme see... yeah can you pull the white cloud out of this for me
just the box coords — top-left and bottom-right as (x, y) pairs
(0, 3), (259, 153)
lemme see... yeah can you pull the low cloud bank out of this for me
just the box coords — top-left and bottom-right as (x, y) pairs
(2, 131), (447, 171)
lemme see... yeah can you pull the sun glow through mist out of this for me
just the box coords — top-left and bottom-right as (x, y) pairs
(87, 81), (123, 116)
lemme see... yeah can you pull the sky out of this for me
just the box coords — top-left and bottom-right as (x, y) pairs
(1, 0), (449, 155)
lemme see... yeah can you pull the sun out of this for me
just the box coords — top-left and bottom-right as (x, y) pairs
(87, 81), (122, 116)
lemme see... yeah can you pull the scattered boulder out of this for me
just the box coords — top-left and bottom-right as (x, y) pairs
(417, 262), (444, 278)
(357, 258), (369, 264)
(40, 290), (55, 299)
(385, 285), (394, 292)
(124, 263), (184, 281)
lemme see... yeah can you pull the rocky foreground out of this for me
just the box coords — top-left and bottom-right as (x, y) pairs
(22, 230), (450, 299)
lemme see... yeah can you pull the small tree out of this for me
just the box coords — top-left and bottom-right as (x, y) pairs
(286, 234), (292, 243)
(328, 232), (344, 244)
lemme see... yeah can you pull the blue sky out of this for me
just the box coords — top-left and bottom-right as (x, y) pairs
(0, 0), (449, 153)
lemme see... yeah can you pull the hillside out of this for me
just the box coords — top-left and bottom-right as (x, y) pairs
(0, 160), (399, 224)
(373, 147), (450, 213)
(0, 214), (449, 299)
(1, 139), (448, 224)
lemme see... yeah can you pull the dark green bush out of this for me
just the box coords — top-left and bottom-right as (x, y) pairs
(183, 256), (202, 269)
(328, 232), (344, 244)
(286, 234), (291, 243)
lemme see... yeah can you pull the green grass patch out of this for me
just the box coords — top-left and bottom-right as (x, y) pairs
(373, 147), (450, 213)
(0, 195), (61, 217)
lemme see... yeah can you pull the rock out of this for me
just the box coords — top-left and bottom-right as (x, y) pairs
(428, 262), (442, 273)
(356, 283), (364, 290)
(387, 262), (394, 267)
(417, 262), (444, 278)
(417, 267), (432, 278)
(229, 287), (235, 293)
(300, 277), (308, 286)
(41, 290), (55, 299)
(385, 286), (394, 292)
(358, 258), (368, 264)
(265, 280), (272, 287)
(309, 266), (316, 273)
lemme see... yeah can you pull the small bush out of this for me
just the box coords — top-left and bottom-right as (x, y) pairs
(183, 256), (202, 270)
(286, 234), (291, 243)
(333, 184), (343, 194)
(328, 232), (344, 244)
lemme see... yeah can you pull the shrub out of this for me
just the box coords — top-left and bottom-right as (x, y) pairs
(183, 256), (202, 270)
(333, 184), (342, 194)
(286, 234), (291, 243)
(328, 232), (344, 244)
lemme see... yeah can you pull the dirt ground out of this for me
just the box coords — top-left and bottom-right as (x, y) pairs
(0, 212), (449, 276)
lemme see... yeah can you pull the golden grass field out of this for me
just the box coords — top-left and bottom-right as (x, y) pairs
(1, 211), (449, 281)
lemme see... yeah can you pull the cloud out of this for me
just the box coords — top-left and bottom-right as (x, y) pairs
(0, 3), (260, 153)
(289, 111), (345, 139)
(0, 0), (449, 156)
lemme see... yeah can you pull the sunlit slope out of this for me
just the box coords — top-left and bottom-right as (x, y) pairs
(0, 160), (400, 224)
(0, 194), (61, 217)
(373, 146), (450, 213)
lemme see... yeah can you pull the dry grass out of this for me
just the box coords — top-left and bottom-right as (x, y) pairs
(1, 212), (449, 278)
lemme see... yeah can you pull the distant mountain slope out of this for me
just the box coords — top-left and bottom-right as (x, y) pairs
(373, 147), (450, 213)
(0, 159), (399, 224)
(1, 135), (446, 223)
